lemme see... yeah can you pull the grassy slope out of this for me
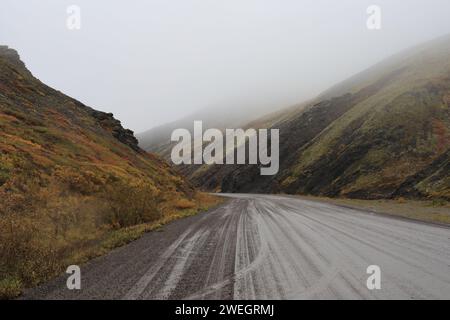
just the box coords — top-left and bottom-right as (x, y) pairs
(186, 35), (450, 200)
(281, 35), (450, 199)
(0, 46), (220, 298)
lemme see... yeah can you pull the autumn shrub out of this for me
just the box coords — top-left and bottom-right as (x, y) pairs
(53, 166), (107, 195)
(0, 277), (22, 299)
(0, 169), (205, 299)
(0, 209), (61, 297)
(100, 181), (164, 228)
(173, 198), (196, 210)
(396, 197), (406, 204)
(0, 178), (104, 298)
(3, 222), (58, 281)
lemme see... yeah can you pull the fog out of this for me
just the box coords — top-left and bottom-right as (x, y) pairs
(1, 0), (450, 132)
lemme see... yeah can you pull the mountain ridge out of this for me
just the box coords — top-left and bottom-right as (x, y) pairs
(142, 35), (450, 200)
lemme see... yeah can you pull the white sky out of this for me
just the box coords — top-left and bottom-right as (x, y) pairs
(1, 0), (450, 132)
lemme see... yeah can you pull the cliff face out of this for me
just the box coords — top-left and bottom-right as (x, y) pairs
(0, 46), (30, 73)
(88, 109), (141, 152)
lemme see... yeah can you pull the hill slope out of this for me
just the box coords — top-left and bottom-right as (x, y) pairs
(137, 106), (246, 156)
(0, 46), (193, 195)
(178, 35), (450, 200)
(0, 46), (208, 297)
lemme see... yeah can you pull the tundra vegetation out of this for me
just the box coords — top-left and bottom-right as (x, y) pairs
(0, 46), (220, 299)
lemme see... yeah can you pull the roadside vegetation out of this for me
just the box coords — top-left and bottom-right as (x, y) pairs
(298, 195), (450, 225)
(0, 174), (221, 299)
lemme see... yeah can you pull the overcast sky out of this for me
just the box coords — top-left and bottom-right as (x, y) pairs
(1, 0), (450, 132)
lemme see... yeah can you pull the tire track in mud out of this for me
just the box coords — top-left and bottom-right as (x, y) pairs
(23, 193), (450, 300)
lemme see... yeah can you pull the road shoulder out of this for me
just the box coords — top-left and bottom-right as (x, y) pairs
(291, 195), (450, 227)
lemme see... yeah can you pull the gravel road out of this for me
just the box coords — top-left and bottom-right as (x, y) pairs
(23, 194), (450, 300)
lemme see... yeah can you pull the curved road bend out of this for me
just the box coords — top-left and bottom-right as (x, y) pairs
(23, 193), (450, 300)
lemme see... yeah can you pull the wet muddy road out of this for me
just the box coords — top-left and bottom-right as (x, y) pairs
(24, 194), (450, 300)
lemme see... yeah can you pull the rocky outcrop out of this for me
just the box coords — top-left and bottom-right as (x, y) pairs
(89, 109), (141, 152)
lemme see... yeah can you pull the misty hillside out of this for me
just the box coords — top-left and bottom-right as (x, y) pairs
(136, 98), (291, 159)
(137, 107), (246, 158)
(167, 35), (450, 200)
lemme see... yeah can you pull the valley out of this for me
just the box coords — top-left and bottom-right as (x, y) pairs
(139, 35), (450, 201)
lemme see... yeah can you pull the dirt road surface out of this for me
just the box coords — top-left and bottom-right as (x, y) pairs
(23, 194), (450, 300)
